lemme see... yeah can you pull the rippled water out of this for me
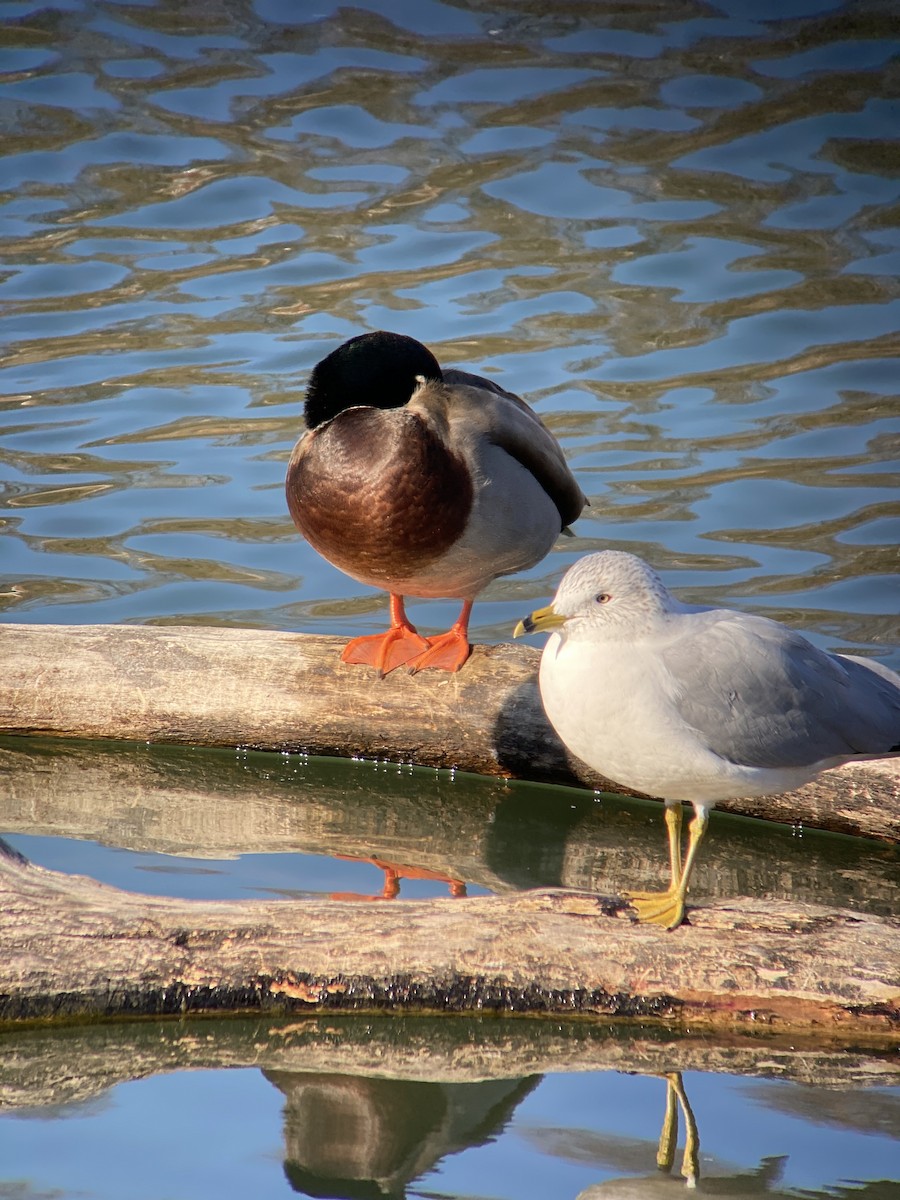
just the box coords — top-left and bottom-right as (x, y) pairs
(1, 3), (899, 1198)
(1, 0), (897, 662)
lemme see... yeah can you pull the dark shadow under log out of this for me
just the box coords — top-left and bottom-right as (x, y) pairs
(2, 839), (898, 1034)
(0, 623), (898, 841)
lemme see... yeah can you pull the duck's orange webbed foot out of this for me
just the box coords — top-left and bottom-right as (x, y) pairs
(340, 594), (429, 676)
(406, 601), (473, 674)
(340, 627), (429, 675)
(406, 629), (471, 673)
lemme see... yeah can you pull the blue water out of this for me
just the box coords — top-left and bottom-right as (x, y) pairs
(1, 0), (898, 1195)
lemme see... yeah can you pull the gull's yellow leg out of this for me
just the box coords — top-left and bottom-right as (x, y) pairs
(665, 803), (682, 885)
(624, 803), (683, 927)
(625, 805), (709, 930)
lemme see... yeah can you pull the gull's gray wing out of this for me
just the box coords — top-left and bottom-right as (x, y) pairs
(662, 610), (900, 769)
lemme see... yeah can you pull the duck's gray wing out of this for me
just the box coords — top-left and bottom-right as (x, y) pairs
(662, 610), (900, 769)
(441, 369), (587, 528)
(443, 367), (523, 403)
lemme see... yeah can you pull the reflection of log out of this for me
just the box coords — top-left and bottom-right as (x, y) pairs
(3, 1013), (898, 1113)
(2, 839), (898, 1032)
(3, 738), (899, 917)
(5, 1029), (895, 1200)
(0, 624), (898, 841)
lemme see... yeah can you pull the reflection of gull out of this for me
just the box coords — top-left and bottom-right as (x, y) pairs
(575, 1158), (792, 1199)
(286, 330), (585, 675)
(741, 1081), (900, 1140)
(516, 551), (900, 929)
(536, 1074), (701, 1194)
(576, 1155), (893, 1200)
(546, 1074), (796, 1198)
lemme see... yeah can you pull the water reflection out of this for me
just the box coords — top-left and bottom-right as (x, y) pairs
(1, 1016), (897, 1200)
(329, 856), (468, 901)
(3, 737), (898, 915)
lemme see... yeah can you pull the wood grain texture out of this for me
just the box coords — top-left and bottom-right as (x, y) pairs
(0, 622), (898, 840)
(1, 839), (898, 1033)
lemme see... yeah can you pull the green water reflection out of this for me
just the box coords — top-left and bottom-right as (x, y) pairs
(3, 739), (897, 915)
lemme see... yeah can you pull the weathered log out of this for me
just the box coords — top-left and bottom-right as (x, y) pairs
(0, 623), (897, 840)
(2, 736), (898, 917)
(1, 839), (897, 1033)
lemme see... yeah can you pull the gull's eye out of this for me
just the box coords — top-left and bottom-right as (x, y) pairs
(594, 592), (611, 605)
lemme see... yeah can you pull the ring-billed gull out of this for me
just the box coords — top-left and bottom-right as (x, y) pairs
(514, 550), (900, 929)
(286, 331), (586, 676)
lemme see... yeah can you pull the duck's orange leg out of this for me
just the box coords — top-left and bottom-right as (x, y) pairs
(407, 600), (474, 674)
(340, 594), (429, 677)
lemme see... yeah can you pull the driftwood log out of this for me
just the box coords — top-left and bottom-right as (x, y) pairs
(1, 623), (898, 1033)
(2, 837), (898, 1033)
(1, 622), (898, 840)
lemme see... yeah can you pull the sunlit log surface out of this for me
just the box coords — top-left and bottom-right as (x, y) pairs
(1, 623), (898, 840)
(1, 839), (897, 1033)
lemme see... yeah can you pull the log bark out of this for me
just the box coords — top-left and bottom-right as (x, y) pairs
(0, 622), (898, 841)
(1, 839), (897, 1034)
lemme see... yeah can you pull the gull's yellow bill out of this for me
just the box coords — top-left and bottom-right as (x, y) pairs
(513, 604), (567, 639)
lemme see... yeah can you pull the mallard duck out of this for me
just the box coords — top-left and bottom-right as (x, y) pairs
(286, 331), (587, 675)
(515, 550), (900, 929)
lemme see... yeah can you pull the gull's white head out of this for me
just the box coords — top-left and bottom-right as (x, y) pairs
(514, 550), (676, 641)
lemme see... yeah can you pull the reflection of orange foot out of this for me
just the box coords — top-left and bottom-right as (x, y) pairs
(330, 856), (467, 901)
(407, 600), (473, 674)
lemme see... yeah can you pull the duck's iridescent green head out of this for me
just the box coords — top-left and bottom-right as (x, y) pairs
(303, 331), (443, 429)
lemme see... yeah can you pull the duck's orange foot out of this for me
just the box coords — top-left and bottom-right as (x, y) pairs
(406, 628), (471, 674)
(340, 626), (429, 676)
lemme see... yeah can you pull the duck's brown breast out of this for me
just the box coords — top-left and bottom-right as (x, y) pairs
(286, 406), (474, 586)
